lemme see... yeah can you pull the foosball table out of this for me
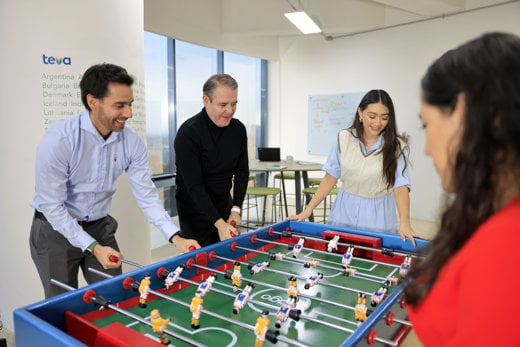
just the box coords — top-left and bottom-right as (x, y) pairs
(14, 220), (427, 346)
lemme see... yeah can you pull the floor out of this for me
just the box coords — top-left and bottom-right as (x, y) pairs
(0, 328), (14, 347)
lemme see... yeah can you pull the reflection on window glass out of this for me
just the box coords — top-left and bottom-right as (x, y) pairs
(144, 31), (169, 175)
(224, 52), (262, 159)
(175, 40), (218, 128)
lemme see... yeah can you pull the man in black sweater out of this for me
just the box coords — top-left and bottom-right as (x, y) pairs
(174, 74), (249, 247)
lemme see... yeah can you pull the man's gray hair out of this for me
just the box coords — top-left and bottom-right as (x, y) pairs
(203, 74), (238, 100)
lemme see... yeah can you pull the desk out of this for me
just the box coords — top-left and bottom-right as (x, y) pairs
(249, 160), (323, 220)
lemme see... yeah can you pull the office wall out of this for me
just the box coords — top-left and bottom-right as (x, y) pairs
(268, 2), (520, 223)
(144, 0), (519, 225)
(0, 0), (150, 334)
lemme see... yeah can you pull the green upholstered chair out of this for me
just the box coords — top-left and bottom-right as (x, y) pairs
(273, 172), (296, 181)
(308, 177), (323, 187)
(272, 172), (296, 217)
(244, 186), (283, 226)
(301, 186), (339, 223)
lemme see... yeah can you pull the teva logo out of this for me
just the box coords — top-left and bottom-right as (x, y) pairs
(42, 54), (72, 65)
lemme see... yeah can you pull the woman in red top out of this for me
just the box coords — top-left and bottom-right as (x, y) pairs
(406, 32), (520, 346)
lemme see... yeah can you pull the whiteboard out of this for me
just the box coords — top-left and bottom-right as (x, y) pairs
(307, 92), (365, 155)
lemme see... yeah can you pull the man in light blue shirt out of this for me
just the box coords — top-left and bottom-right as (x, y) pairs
(30, 63), (200, 298)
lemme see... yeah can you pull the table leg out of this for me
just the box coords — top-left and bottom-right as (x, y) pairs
(280, 172), (289, 218)
(295, 171), (302, 214)
(302, 172), (314, 222)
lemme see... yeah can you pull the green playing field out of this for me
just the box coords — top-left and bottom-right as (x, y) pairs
(88, 242), (402, 347)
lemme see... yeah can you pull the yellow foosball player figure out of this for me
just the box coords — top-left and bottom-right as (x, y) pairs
(287, 276), (299, 301)
(254, 310), (280, 347)
(231, 262), (242, 291)
(254, 310), (271, 347)
(190, 290), (204, 329)
(150, 309), (170, 345)
(138, 273), (151, 308)
(355, 292), (368, 327)
(304, 259), (320, 268)
(225, 261), (243, 291)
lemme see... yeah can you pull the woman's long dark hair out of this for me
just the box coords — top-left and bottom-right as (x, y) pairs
(349, 89), (406, 189)
(405, 32), (520, 305)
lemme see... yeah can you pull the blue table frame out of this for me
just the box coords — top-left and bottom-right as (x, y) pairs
(14, 221), (426, 347)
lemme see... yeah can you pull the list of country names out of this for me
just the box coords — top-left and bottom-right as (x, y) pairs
(40, 72), (146, 139)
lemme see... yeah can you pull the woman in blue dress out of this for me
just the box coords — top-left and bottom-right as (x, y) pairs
(289, 89), (425, 246)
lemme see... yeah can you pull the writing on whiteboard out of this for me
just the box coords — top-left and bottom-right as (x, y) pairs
(307, 92), (365, 156)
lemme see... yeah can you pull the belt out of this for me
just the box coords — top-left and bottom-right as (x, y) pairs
(34, 210), (106, 227)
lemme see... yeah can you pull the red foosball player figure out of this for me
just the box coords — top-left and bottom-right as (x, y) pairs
(249, 261), (270, 275)
(164, 265), (184, 290)
(399, 256), (412, 278)
(254, 310), (271, 347)
(342, 246), (355, 268)
(233, 282), (254, 314)
(190, 290), (204, 329)
(304, 272), (324, 290)
(197, 273), (217, 297)
(370, 280), (390, 307)
(327, 234), (340, 253)
(287, 276), (299, 300)
(150, 309), (170, 345)
(304, 259), (320, 268)
(355, 293), (368, 327)
(139, 273), (151, 308)
(291, 238), (305, 258)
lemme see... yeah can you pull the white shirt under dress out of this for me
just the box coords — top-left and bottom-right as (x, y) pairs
(322, 129), (410, 234)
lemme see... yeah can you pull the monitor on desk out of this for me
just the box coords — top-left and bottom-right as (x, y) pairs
(258, 147), (281, 161)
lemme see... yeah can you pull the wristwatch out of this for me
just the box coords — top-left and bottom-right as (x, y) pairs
(86, 241), (99, 255)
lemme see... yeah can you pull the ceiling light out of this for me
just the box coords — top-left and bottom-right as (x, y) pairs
(284, 11), (321, 34)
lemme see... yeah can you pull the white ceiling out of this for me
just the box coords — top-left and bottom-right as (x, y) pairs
(218, 0), (512, 40)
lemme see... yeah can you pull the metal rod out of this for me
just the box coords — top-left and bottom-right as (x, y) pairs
(50, 278), (205, 347)
(268, 230), (418, 258)
(86, 270), (309, 347)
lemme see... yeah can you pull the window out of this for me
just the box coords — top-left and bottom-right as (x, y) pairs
(143, 32), (267, 217)
(175, 41), (218, 128)
(224, 52), (264, 158)
(144, 31), (170, 175)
